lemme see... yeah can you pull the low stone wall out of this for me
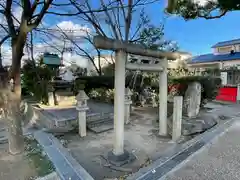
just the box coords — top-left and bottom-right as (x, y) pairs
(23, 101), (114, 133)
(23, 102), (75, 133)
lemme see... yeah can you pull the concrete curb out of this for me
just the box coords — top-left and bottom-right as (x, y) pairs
(126, 119), (235, 180)
(35, 172), (59, 180)
(34, 130), (94, 180)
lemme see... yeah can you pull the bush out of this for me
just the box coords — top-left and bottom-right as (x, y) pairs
(75, 76), (115, 93)
(169, 76), (221, 107)
(22, 60), (55, 104)
(88, 88), (114, 103)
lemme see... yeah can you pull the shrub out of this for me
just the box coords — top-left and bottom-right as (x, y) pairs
(73, 80), (85, 95)
(169, 76), (221, 106)
(88, 88), (114, 103)
(22, 60), (55, 104)
(75, 76), (115, 93)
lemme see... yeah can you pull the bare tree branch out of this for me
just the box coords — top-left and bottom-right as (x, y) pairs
(0, 24), (9, 34)
(28, 0), (53, 29)
(0, 35), (10, 46)
(125, 0), (133, 41)
(56, 25), (101, 75)
(5, 0), (17, 38)
(100, 0), (119, 39)
(199, 9), (228, 19)
(110, 0), (123, 40)
(71, 0), (107, 37)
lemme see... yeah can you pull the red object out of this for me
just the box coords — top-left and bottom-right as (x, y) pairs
(168, 84), (185, 93)
(216, 86), (237, 103)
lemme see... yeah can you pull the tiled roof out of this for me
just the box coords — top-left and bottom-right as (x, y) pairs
(212, 38), (240, 48)
(190, 52), (240, 64)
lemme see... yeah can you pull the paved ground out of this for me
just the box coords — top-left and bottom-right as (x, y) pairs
(163, 120), (240, 180)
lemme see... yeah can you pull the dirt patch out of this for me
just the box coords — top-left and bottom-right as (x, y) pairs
(57, 107), (173, 180)
(0, 136), (55, 180)
(0, 143), (36, 180)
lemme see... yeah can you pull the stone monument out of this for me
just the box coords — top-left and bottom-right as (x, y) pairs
(183, 82), (201, 118)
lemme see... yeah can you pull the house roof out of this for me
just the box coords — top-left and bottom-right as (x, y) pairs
(190, 52), (240, 64)
(212, 38), (240, 48)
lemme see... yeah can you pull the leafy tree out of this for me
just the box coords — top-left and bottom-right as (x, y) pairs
(22, 58), (54, 104)
(0, 0), (98, 154)
(166, 0), (240, 19)
(138, 24), (178, 51)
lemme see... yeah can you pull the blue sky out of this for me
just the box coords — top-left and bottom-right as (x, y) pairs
(42, 1), (240, 57)
(146, 2), (240, 56)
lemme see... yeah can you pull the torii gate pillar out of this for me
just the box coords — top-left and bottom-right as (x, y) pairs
(93, 35), (180, 164)
(113, 50), (126, 156)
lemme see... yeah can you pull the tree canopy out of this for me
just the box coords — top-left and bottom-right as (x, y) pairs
(166, 0), (240, 20)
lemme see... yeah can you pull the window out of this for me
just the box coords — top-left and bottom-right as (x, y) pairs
(218, 46), (232, 53)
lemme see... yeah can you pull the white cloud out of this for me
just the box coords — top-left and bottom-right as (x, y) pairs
(63, 52), (87, 67)
(1, 20), (90, 68)
(1, 45), (11, 66)
(51, 21), (91, 42)
(56, 21), (91, 37)
(193, 0), (217, 6)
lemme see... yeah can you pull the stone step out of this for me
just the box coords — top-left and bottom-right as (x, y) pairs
(87, 112), (114, 123)
(87, 117), (113, 128)
(88, 122), (114, 133)
(87, 118), (114, 133)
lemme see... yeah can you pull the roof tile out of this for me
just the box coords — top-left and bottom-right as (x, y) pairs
(190, 52), (240, 64)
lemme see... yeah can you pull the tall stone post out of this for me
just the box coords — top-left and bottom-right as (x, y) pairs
(237, 84), (240, 104)
(172, 96), (183, 141)
(113, 50), (126, 156)
(48, 85), (55, 106)
(125, 88), (132, 124)
(76, 90), (89, 137)
(159, 59), (168, 136)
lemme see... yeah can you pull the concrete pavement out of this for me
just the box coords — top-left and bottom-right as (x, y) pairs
(162, 120), (240, 180)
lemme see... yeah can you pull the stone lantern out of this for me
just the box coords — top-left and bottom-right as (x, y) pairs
(124, 88), (132, 124)
(76, 90), (89, 137)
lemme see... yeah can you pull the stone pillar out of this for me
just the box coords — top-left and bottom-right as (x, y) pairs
(159, 59), (168, 136)
(125, 88), (132, 124)
(113, 50), (126, 156)
(76, 90), (89, 137)
(48, 85), (55, 106)
(172, 96), (183, 141)
(220, 72), (227, 85)
(237, 84), (240, 104)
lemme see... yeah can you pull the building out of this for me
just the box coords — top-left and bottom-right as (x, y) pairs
(87, 54), (114, 75)
(189, 38), (240, 71)
(87, 52), (192, 75)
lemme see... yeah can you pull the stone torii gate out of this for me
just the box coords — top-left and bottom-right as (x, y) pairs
(93, 35), (181, 164)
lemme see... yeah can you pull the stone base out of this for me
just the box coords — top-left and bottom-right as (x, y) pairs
(106, 149), (136, 167)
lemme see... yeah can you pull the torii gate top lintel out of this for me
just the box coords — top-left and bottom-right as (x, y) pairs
(93, 35), (181, 60)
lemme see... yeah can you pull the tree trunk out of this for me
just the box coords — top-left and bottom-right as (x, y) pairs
(7, 44), (24, 155)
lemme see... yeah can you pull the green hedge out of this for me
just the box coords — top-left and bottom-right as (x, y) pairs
(75, 75), (221, 107)
(170, 76), (222, 106)
(75, 76), (114, 93)
(75, 73), (152, 93)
